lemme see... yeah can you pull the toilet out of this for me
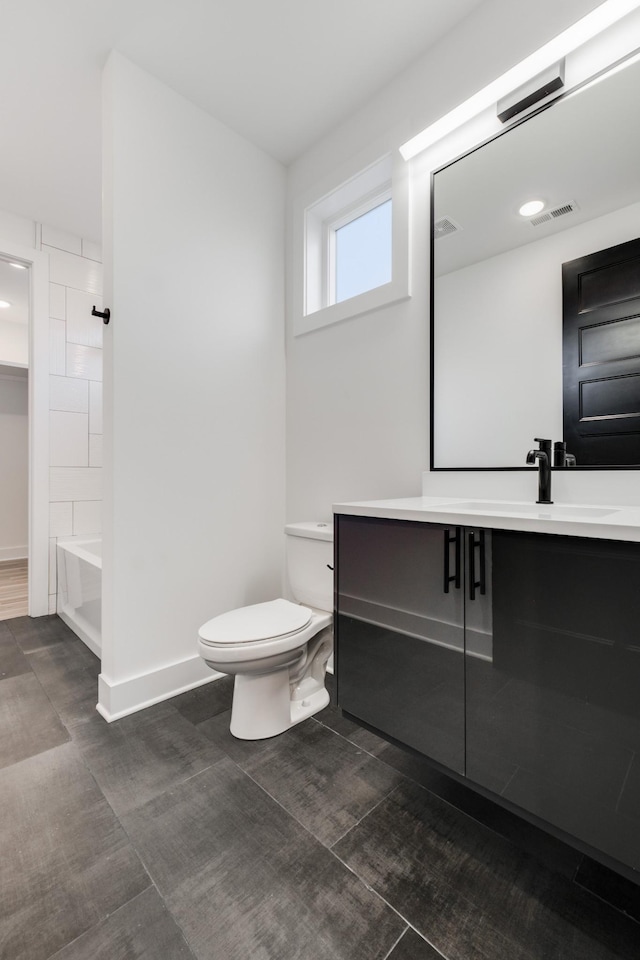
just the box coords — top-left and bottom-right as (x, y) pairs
(197, 522), (334, 740)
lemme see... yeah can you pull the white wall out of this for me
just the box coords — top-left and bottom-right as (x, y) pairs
(0, 373), (28, 559)
(285, 0), (636, 520)
(100, 54), (286, 719)
(0, 320), (28, 366)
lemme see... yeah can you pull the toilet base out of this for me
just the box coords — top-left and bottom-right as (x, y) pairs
(290, 685), (330, 727)
(229, 668), (329, 740)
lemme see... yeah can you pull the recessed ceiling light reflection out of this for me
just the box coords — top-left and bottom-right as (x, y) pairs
(0, 300), (11, 308)
(519, 200), (545, 217)
(9, 262), (27, 270)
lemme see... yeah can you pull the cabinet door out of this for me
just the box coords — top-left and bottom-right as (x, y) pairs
(336, 515), (465, 774)
(466, 530), (640, 873)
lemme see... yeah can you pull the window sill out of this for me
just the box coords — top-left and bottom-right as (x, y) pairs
(295, 277), (411, 336)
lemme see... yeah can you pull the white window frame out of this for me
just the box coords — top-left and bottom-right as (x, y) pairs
(295, 152), (410, 336)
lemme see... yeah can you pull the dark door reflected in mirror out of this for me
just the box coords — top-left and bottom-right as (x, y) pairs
(431, 54), (640, 469)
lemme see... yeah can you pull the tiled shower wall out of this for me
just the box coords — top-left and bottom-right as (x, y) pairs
(43, 224), (103, 614)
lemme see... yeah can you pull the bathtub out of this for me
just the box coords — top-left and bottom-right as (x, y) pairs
(57, 538), (102, 657)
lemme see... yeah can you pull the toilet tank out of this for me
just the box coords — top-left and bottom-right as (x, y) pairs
(285, 522), (334, 612)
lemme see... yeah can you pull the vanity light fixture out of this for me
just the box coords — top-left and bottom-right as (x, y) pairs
(0, 300), (11, 308)
(519, 200), (545, 217)
(399, 0), (640, 160)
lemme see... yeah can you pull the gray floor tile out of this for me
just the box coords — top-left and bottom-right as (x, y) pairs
(121, 757), (405, 960)
(27, 639), (100, 726)
(387, 929), (445, 960)
(169, 675), (234, 724)
(71, 701), (228, 816)
(196, 709), (275, 763)
(0, 625), (31, 681)
(201, 714), (404, 846)
(334, 780), (640, 960)
(0, 672), (69, 769)
(0, 742), (150, 960)
(7, 614), (76, 653)
(48, 887), (196, 960)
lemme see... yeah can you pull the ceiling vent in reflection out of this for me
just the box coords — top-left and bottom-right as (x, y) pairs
(434, 216), (462, 239)
(530, 201), (578, 226)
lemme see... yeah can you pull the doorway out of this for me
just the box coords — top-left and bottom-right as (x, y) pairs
(0, 237), (50, 617)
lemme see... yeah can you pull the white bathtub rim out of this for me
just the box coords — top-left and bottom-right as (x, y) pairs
(57, 536), (102, 568)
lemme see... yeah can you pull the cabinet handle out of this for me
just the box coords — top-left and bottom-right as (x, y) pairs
(443, 527), (461, 593)
(468, 530), (486, 601)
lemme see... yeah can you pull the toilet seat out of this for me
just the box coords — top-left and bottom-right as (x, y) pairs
(198, 598), (312, 646)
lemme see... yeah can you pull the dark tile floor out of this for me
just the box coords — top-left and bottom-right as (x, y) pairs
(1, 615), (639, 960)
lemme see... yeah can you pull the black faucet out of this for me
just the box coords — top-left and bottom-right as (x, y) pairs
(553, 441), (576, 467)
(526, 438), (553, 503)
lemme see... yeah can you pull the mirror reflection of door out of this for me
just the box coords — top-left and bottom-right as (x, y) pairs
(0, 257), (29, 619)
(563, 237), (640, 466)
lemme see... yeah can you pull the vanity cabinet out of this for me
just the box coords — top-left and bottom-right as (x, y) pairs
(467, 529), (640, 874)
(335, 513), (640, 878)
(335, 515), (491, 776)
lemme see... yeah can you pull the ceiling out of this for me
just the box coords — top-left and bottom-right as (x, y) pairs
(1, 0), (485, 243)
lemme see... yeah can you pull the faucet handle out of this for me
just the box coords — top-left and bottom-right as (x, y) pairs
(533, 437), (552, 456)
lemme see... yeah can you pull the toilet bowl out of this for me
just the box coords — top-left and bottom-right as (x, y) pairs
(197, 522), (333, 740)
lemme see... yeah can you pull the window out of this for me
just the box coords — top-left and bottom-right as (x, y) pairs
(296, 153), (410, 336)
(333, 196), (392, 304)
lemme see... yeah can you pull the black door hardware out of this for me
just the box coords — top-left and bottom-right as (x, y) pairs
(92, 306), (111, 324)
(443, 527), (461, 593)
(468, 529), (486, 601)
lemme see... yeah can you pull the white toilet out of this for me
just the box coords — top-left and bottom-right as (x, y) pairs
(197, 522), (334, 740)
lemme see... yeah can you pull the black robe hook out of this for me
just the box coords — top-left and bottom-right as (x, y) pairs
(92, 306), (110, 324)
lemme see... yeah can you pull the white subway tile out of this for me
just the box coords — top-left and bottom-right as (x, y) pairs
(49, 283), (66, 320)
(50, 375), (89, 413)
(49, 538), (57, 595)
(42, 226), (82, 256)
(50, 411), (89, 467)
(73, 500), (102, 535)
(81, 239), (102, 262)
(49, 319), (66, 375)
(49, 594), (57, 615)
(89, 380), (103, 433)
(49, 501), (73, 537)
(47, 247), (102, 296)
(89, 433), (102, 467)
(50, 467), (102, 502)
(66, 343), (102, 381)
(66, 287), (103, 348)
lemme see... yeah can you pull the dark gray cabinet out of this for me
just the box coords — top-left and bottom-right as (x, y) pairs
(335, 515), (491, 776)
(335, 513), (640, 880)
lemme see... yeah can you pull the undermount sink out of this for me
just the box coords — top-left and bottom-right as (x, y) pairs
(447, 501), (619, 519)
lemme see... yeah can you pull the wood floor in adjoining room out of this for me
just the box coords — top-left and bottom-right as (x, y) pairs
(0, 558), (28, 620)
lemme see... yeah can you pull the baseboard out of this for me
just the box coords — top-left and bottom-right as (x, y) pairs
(97, 654), (225, 722)
(0, 545), (28, 562)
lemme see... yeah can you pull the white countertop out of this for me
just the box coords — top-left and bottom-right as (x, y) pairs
(333, 496), (640, 542)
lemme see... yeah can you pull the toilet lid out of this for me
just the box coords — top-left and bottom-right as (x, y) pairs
(198, 598), (312, 645)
